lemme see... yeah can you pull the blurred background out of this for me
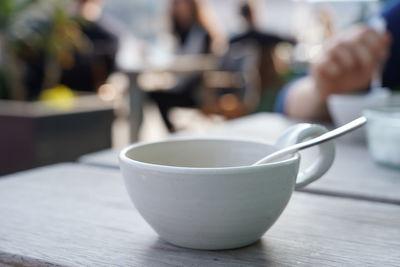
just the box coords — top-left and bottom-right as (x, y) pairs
(0, 0), (391, 174)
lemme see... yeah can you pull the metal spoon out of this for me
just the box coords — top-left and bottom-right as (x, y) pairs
(253, 117), (367, 165)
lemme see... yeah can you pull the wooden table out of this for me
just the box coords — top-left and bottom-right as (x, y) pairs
(1, 163), (399, 266)
(79, 113), (400, 204)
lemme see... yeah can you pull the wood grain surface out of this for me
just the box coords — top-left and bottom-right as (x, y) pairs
(0, 163), (399, 266)
(79, 113), (400, 204)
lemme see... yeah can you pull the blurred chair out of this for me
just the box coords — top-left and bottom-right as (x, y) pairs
(226, 1), (296, 112)
(201, 41), (261, 119)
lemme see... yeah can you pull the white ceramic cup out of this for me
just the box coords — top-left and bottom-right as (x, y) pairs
(119, 124), (335, 250)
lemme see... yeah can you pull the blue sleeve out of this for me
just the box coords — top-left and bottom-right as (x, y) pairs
(382, 1), (400, 90)
(274, 77), (303, 114)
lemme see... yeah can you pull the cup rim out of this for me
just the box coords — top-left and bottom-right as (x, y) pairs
(119, 137), (299, 174)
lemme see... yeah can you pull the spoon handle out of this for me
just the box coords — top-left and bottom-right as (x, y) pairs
(254, 117), (367, 165)
(292, 116), (366, 150)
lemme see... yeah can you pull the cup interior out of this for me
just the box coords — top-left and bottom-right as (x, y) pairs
(124, 139), (279, 168)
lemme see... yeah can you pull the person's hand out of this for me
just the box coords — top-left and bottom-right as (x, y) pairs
(311, 25), (391, 100)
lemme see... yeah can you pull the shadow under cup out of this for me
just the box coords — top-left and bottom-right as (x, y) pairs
(119, 139), (300, 250)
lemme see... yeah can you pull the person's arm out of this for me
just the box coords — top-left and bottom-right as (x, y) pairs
(283, 25), (391, 120)
(285, 76), (329, 120)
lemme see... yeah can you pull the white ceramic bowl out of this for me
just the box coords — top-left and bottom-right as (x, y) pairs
(119, 133), (335, 250)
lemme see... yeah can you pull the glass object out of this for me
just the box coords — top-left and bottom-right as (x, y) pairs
(363, 107), (400, 169)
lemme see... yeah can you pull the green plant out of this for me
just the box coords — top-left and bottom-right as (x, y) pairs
(0, 0), (38, 100)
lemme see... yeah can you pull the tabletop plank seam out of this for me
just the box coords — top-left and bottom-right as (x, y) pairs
(75, 162), (119, 170)
(0, 251), (65, 267)
(297, 188), (400, 206)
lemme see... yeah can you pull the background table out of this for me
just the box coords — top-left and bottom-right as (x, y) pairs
(79, 113), (400, 204)
(121, 54), (218, 142)
(1, 163), (399, 266)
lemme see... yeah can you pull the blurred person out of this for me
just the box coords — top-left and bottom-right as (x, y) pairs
(231, 1), (295, 50)
(25, 0), (119, 99)
(230, 1), (296, 110)
(61, 0), (119, 92)
(316, 6), (336, 40)
(149, 0), (223, 132)
(276, 1), (400, 120)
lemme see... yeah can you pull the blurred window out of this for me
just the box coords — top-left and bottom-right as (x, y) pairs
(103, 0), (382, 44)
